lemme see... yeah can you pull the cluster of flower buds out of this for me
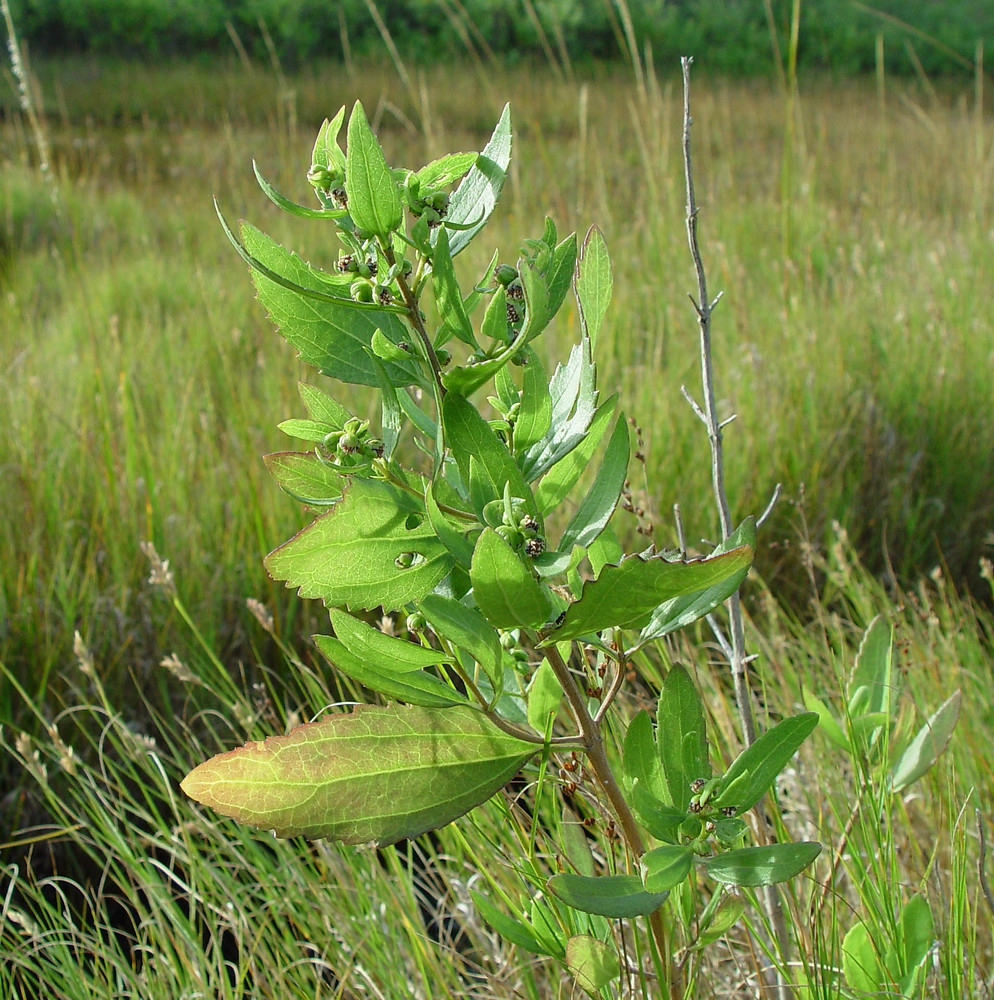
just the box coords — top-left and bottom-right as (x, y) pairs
(307, 164), (348, 210)
(319, 417), (384, 468)
(499, 628), (532, 671)
(493, 262), (526, 339)
(482, 496), (545, 558)
(395, 169), (451, 227)
(678, 775), (747, 848)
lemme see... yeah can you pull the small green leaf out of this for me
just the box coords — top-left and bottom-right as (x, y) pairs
(311, 108), (346, 172)
(850, 615), (894, 718)
(345, 101), (403, 238)
(314, 634), (467, 708)
(442, 104), (511, 257)
(899, 894), (934, 973)
(424, 483), (476, 568)
(416, 151), (478, 191)
(622, 710), (666, 800)
(546, 544), (754, 643)
(470, 528), (552, 629)
(418, 593), (504, 685)
(328, 608), (452, 672)
(522, 337), (598, 481)
(543, 233), (578, 324)
(514, 352), (552, 452)
(265, 478), (452, 612)
(277, 418), (337, 443)
(533, 396), (616, 513)
(801, 685), (850, 752)
(657, 664), (708, 812)
(889, 689), (961, 792)
(527, 658), (562, 733)
(842, 921), (883, 994)
(556, 414), (630, 553)
(370, 329), (412, 362)
(264, 452), (345, 505)
(181, 703), (537, 844)
(641, 845), (694, 893)
(470, 891), (549, 955)
(575, 225), (612, 349)
(566, 935), (620, 993)
(432, 226), (477, 348)
(703, 841), (821, 887)
(695, 893), (746, 948)
(631, 786), (687, 844)
(442, 392), (536, 518)
(717, 713), (818, 814)
(254, 161), (347, 219)
(298, 382), (351, 427)
(547, 873), (668, 918)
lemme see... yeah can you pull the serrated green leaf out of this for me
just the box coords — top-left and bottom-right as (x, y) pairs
(657, 664), (708, 812)
(641, 845), (694, 893)
(547, 873), (668, 918)
(566, 935), (620, 993)
(442, 392), (536, 518)
(703, 841), (821, 887)
(889, 689), (961, 792)
(416, 151), (478, 191)
(264, 451), (345, 505)
(418, 593), (504, 686)
(442, 104), (511, 257)
(546, 545), (754, 643)
(345, 101), (402, 238)
(634, 517), (757, 650)
(556, 414), (630, 553)
(181, 703), (536, 844)
(265, 478), (452, 611)
(240, 222), (418, 387)
(470, 528), (552, 629)
(575, 225), (612, 349)
(717, 713), (819, 813)
(432, 226), (477, 348)
(534, 396), (616, 513)
(298, 382), (352, 427)
(314, 634), (466, 708)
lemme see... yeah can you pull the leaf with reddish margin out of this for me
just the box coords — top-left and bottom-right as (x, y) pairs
(181, 704), (538, 845)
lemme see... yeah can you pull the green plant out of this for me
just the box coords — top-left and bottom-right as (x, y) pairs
(176, 91), (821, 990)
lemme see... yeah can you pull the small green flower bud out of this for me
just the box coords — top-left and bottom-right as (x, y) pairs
(494, 524), (522, 549)
(434, 347), (452, 367)
(499, 631), (517, 651)
(512, 648), (529, 662)
(406, 612), (426, 632)
(518, 514), (539, 536)
(494, 263), (518, 286)
(483, 499), (506, 529)
(351, 280), (374, 303)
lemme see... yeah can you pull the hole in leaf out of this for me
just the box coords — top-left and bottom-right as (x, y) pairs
(394, 551), (427, 570)
(405, 512), (424, 530)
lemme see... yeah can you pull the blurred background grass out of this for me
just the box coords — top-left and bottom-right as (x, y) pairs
(1, 2), (993, 994)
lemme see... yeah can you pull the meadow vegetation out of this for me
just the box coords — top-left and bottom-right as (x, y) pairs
(1, 34), (993, 1000)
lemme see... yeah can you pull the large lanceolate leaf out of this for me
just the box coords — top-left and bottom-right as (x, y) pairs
(657, 664), (709, 812)
(440, 104), (512, 257)
(241, 223), (419, 387)
(545, 544), (754, 643)
(181, 704), (537, 845)
(265, 478), (452, 611)
(547, 873), (668, 918)
(345, 101), (403, 238)
(703, 842), (822, 887)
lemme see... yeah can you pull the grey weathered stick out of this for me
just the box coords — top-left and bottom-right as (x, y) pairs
(680, 56), (793, 1000)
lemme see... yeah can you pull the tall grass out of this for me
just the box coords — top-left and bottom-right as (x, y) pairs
(1, 48), (992, 998)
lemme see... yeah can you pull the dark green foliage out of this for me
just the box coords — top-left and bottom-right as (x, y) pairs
(6, 0), (991, 77)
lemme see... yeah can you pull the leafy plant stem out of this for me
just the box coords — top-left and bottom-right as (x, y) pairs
(681, 56), (791, 999)
(542, 641), (669, 964)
